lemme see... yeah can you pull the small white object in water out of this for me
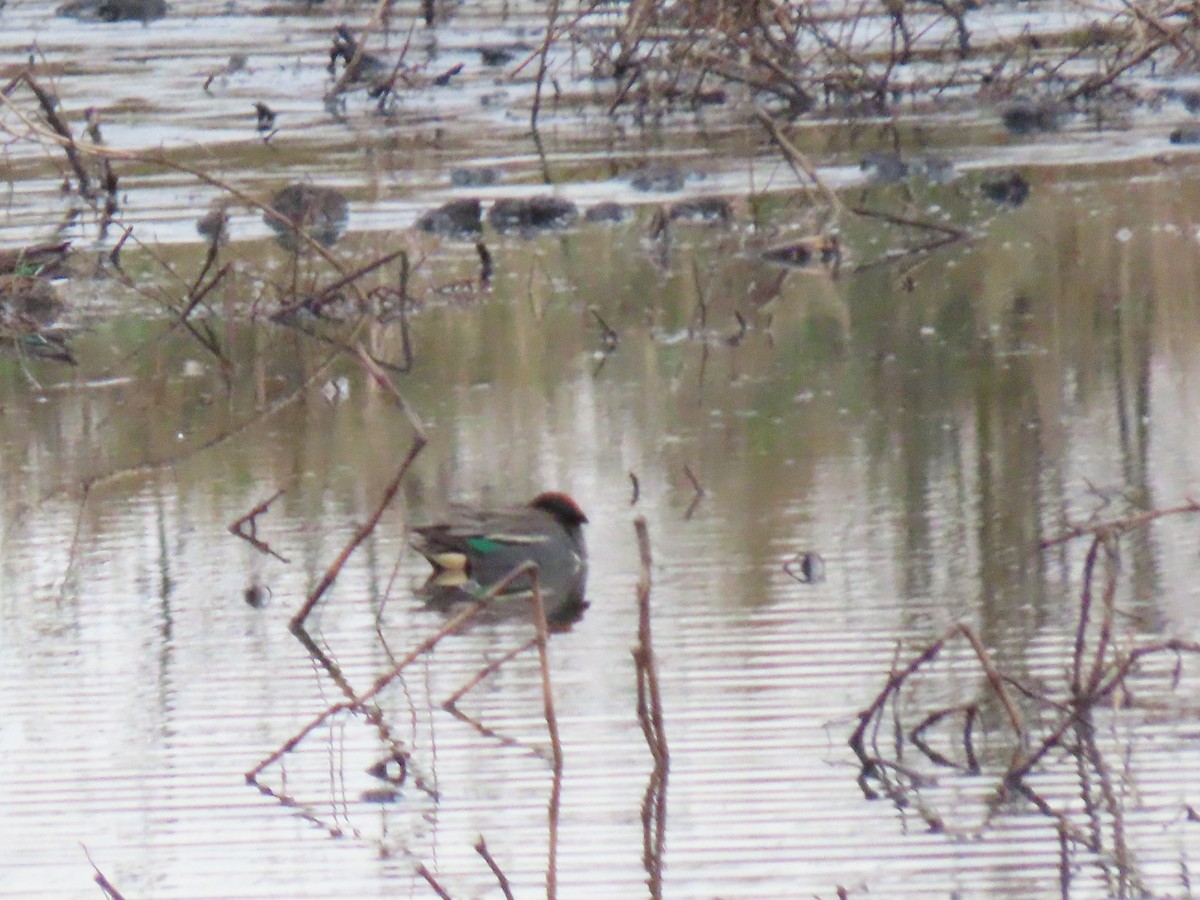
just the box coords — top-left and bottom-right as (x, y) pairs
(1115, 227), (1133, 243)
(322, 377), (350, 403)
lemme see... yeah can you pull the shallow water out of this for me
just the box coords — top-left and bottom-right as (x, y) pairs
(4, 1), (1200, 898)
(4, 168), (1200, 897)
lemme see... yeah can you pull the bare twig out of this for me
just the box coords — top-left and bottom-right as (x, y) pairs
(752, 105), (843, 214)
(416, 864), (454, 900)
(475, 837), (515, 900)
(290, 345), (426, 629)
(82, 845), (126, 900)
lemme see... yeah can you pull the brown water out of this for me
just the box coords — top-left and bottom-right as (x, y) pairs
(4, 1), (1200, 898)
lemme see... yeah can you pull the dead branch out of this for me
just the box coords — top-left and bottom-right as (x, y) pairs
(475, 837), (515, 900)
(82, 845), (126, 900)
(289, 345), (426, 629)
(416, 864), (453, 900)
(752, 105), (843, 215)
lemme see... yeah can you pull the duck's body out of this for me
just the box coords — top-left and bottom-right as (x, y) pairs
(264, 184), (349, 250)
(0, 275), (73, 364)
(412, 492), (588, 603)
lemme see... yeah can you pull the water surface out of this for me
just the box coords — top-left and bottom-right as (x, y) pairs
(4, 1), (1200, 898)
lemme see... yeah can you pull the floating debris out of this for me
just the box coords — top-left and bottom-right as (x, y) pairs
(56, 0), (166, 20)
(1170, 127), (1200, 145)
(487, 196), (578, 234)
(761, 235), (840, 270)
(253, 102), (276, 133)
(416, 197), (482, 237)
(243, 583), (271, 609)
(668, 197), (732, 224)
(860, 151), (909, 185)
(584, 202), (630, 224)
(629, 165), (688, 193)
(784, 552), (825, 584)
(431, 63), (464, 86)
(980, 171), (1031, 207)
(264, 184), (349, 250)
(366, 752), (407, 784)
(478, 45), (526, 67)
(450, 167), (500, 187)
(1001, 99), (1061, 135)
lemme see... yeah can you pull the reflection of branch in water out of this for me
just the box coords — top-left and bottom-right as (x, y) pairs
(444, 701), (544, 760)
(248, 595), (493, 784)
(441, 634), (554, 761)
(633, 517), (669, 898)
(909, 704), (978, 772)
(227, 486), (291, 563)
(288, 625), (438, 800)
(682, 463), (705, 520)
(849, 622), (1026, 815)
(444, 638), (538, 710)
(848, 205), (971, 276)
(851, 503), (1200, 892)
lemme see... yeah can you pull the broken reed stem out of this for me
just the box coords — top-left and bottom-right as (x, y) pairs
(957, 624), (1027, 758)
(528, 567), (563, 900)
(475, 837), (515, 900)
(82, 845), (126, 900)
(530, 569), (562, 765)
(1004, 637), (1200, 786)
(633, 516), (668, 765)
(1041, 499), (1200, 549)
(633, 515), (669, 899)
(752, 105), (843, 215)
(530, 0), (563, 133)
(289, 345), (426, 629)
(416, 864), (453, 900)
(18, 72), (91, 195)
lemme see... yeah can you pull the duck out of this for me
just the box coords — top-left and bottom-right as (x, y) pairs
(0, 274), (74, 364)
(264, 184), (349, 251)
(411, 492), (588, 610)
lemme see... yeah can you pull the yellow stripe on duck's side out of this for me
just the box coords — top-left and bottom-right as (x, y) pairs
(430, 551), (469, 573)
